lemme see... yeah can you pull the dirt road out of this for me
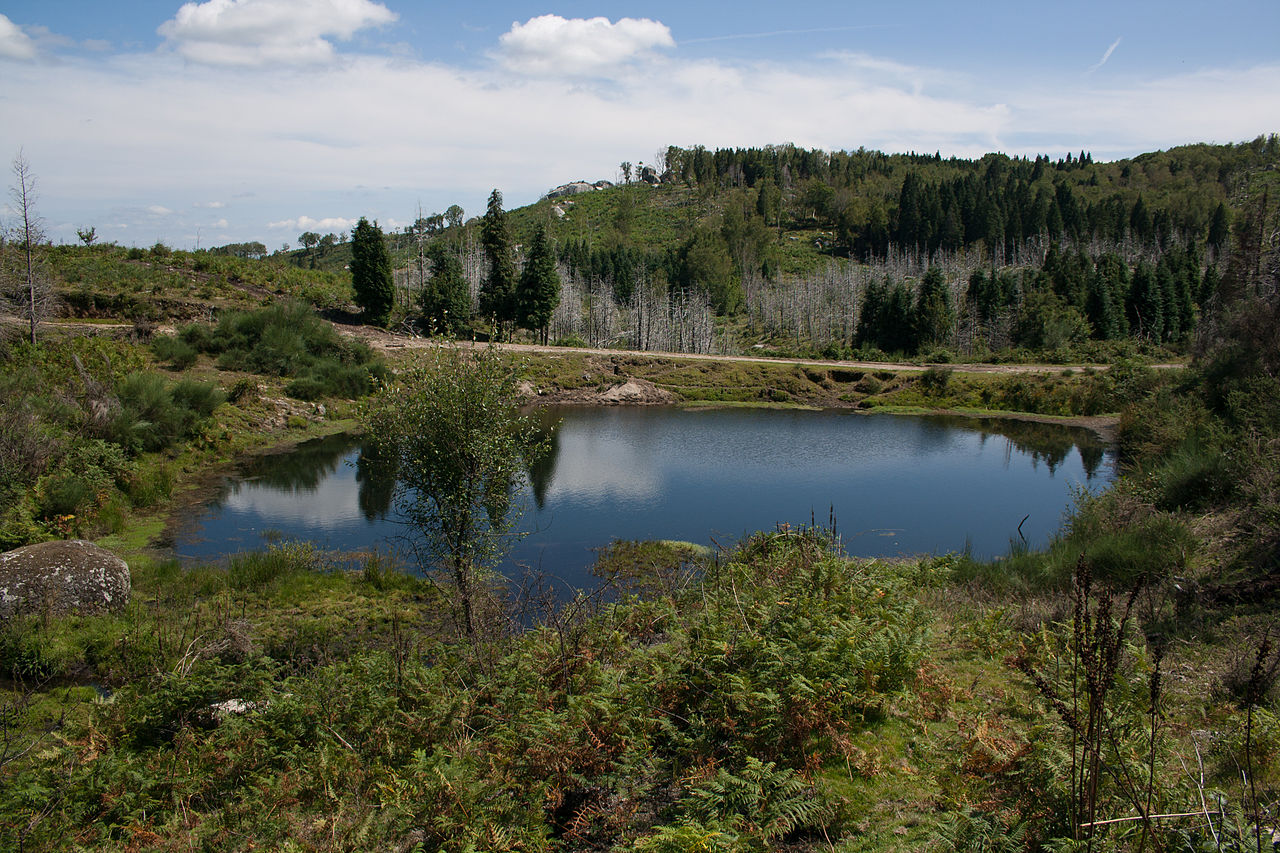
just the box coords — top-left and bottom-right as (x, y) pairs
(338, 323), (1164, 375)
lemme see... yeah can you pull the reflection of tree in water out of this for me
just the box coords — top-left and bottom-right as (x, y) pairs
(525, 409), (563, 510)
(210, 432), (403, 521)
(931, 415), (1111, 479)
(356, 445), (397, 521)
(238, 433), (357, 492)
(207, 433), (358, 509)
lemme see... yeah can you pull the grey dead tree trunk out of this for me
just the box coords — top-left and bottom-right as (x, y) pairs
(8, 152), (52, 344)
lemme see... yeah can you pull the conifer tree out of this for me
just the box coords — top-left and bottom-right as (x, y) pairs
(1208, 202), (1231, 255)
(883, 280), (916, 354)
(421, 243), (471, 335)
(350, 217), (394, 327)
(1127, 260), (1164, 340)
(914, 266), (955, 351)
(516, 225), (561, 344)
(479, 189), (517, 338)
(856, 276), (887, 348)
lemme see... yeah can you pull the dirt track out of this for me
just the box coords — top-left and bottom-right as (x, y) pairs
(335, 323), (1174, 376)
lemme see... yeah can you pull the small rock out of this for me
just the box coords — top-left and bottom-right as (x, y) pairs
(0, 539), (131, 620)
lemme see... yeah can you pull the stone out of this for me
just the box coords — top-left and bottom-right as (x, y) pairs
(0, 539), (131, 620)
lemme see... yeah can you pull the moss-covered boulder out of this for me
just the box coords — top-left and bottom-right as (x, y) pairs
(0, 539), (130, 620)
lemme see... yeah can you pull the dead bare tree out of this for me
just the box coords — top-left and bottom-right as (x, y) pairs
(6, 152), (54, 343)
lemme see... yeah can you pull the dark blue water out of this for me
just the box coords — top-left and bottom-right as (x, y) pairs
(170, 407), (1113, 588)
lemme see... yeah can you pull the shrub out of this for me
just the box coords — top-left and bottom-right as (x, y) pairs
(181, 301), (385, 399)
(149, 334), (198, 369)
(856, 375), (883, 394)
(125, 464), (173, 507)
(226, 376), (259, 404)
(37, 473), (92, 519)
(920, 365), (953, 396)
(106, 372), (224, 454)
(1149, 441), (1237, 511)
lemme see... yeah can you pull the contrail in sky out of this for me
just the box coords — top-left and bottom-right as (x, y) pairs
(682, 25), (888, 44)
(1087, 37), (1122, 73)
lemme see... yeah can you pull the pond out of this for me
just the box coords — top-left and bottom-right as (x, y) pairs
(169, 407), (1115, 590)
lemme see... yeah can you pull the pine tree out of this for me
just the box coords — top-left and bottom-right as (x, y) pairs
(1208, 202), (1230, 255)
(1127, 260), (1163, 340)
(914, 267), (954, 351)
(421, 243), (471, 335)
(1130, 196), (1154, 246)
(350, 217), (394, 327)
(856, 276), (887, 348)
(479, 189), (517, 338)
(516, 225), (561, 344)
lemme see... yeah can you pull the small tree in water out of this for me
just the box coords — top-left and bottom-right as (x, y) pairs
(363, 345), (545, 640)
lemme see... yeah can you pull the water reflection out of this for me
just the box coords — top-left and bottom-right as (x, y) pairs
(926, 415), (1109, 479)
(526, 412), (560, 510)
(355, 447), (397, 521)
(175, 407), (1115, 586)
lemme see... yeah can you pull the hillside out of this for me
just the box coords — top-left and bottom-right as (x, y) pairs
(276, 136), (1279, 364)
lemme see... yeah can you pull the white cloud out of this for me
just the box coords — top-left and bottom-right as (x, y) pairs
(2, 27), (1278, 247)
(158, 0), (397, 67)
(1088, 37), (1122, 74)
(0, 14), (37, 60)
(496, 15), (673, 76)
(267, 215), (356, 232)
(212, 218), (229, 228)
(147, 205), (175, 215)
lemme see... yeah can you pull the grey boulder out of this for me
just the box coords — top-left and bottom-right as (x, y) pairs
(0, 539), (131, 620)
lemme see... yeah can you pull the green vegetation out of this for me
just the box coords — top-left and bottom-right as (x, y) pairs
(47, 242), (352, 319)
(162, 300), (387, 400)
(479, 188), (519, 339)
(350, 217), (394, 327)
(0, 301), (380, 549)
(1, 529), (932, 851)
(362, 345), (547, 639)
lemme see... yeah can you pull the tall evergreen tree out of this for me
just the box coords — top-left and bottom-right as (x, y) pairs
(479, 189), (517, 338)
(350, 217), (394, 327)
(516, 225), (561, 344)
(1088, 254), (1130, 339)
(1130, 196), (1154, 246)
(679, 225), (740, 314)
(914, 267), (955, 351)
(421, 243), (471, 335)
(1207, 202), (1231, 255)
(856, 276), (887, 348)
(883, 281), (917, 354)
(1127, 260), (1164, 340)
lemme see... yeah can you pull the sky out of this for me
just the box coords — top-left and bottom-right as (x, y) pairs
(1, 0), (1278, 248)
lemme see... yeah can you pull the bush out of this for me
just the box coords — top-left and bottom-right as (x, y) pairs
(149, 334), (198, 370)
(920, 365), (953, 396)
(226, 376), (259, 404)
(181, 301), (386, 399)
(37, 473), (92, 519)
(1149, 441), (1237, 511)
(106, 371), (224, 454)
(125, 464), (172, 507)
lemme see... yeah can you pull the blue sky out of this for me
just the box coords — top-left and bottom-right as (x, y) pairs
(2, 0), (1277, 248)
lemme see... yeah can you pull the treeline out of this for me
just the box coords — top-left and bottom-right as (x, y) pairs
(657, 136), (1276, 261)
(356, 137), (1279, 358)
